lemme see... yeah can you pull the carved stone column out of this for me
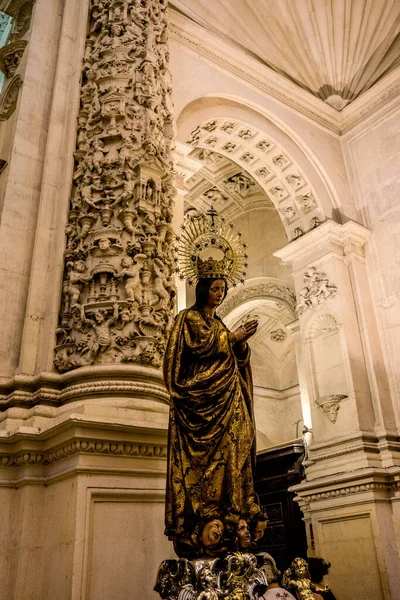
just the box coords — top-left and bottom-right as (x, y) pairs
(274, 219), (400, 600)
(54, 0), (175, 373)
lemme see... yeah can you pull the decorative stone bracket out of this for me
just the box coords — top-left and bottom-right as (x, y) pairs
(315, 394), (347, 423)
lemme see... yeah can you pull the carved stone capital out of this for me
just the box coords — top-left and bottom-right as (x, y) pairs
(315, 394), (347, 423)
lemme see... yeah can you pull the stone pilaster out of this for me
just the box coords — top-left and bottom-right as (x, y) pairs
(54, 0), (176, 373)
(274, 219), (400, 600)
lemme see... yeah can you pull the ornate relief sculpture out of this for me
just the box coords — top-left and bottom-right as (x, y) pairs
(155, 554), (268, 600)
(54, 0), (176, 372)
(296, 267), (337, 315)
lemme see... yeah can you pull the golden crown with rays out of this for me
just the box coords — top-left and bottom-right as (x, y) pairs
(173, 207), (248, 286)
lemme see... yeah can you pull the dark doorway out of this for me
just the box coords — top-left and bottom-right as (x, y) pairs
(255, 440), (308, 572)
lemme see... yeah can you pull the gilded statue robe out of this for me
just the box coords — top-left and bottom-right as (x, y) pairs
(163, 308), (259, 540)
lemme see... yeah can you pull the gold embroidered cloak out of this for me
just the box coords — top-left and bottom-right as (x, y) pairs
(163, 308), (259, 540)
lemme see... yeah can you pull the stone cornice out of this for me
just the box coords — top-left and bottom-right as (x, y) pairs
(169, 8), (400, 137)
(0, 415), (168, 469)
(0, 364), (169, 409)
(290, 467), (400, 508)
(273, 220), (371, 265)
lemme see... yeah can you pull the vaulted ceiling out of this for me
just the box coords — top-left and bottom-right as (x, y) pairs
(171, 0), (400, 108)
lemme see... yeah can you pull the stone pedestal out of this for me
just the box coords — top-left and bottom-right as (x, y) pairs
(0, 369), (174, 600)
(275, 219), (400, 600)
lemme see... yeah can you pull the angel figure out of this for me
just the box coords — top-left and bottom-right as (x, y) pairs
(118, 254), (147, 305)
(197, 567), (220, 600)
(282, 558), (316, 600)
(65, 260), (90, 309)
(152, 258), (175, 310)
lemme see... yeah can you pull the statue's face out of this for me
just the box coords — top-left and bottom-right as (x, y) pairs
(294, 559), (307, 577)
(236, 519), (251, 550)
(253, 519), (267, 541)
(206, 279), (226, 309)
(200, 519), (224, 548)
(200, 568), (215, 587)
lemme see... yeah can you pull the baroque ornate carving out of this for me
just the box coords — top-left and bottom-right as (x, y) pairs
(218, 281), (296, 319)
(155, 553), (268, 600)
(315, 394), (347, 423)
(54, 0), (176, 372)
(0, 74), (22, 120)
(296, 267), (337, 315)
(0, 40), (27, 78)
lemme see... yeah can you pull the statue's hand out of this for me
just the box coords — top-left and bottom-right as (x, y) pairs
(233, 319), (258, 342)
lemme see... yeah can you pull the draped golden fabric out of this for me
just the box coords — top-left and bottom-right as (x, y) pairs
(163, 308), (259, 541)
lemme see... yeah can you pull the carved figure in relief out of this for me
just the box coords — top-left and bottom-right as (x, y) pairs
(152, 258), (175, 310)
(80, 174), (102, 210)
(81, 70), (99, 108)
(118, 254), (147, 304)
(90, 139), (106, 175)
(197, 567), (220, 600)
(296, 267), (337, 315)
(299, 192), (316, 213)
(66, 260), (90, 307)
(225, 174), (254, 196)
(80, 303), (119, 361)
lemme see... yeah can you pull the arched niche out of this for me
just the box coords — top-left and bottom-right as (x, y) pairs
(303, 310), (352, 426)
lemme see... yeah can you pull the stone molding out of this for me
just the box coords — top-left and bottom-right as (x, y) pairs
(0, 437), (167, 467)
(306, 432), (400, 464)
(274, 219), (371, 266)
(290, 467), (400, 512)
(217, 277), (296, 318)
(0, 364), (169, 409)
(169, 8), (400, 137)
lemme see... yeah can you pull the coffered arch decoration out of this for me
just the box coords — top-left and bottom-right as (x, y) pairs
(219, 277), (298, 390)
(184, 116), (326, 240)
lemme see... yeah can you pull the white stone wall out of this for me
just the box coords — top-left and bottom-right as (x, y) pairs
(342, 104), (400, 416)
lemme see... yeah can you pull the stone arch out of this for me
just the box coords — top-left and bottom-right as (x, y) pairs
(218, 277), (298, 391)
(176, 96), (341, 239)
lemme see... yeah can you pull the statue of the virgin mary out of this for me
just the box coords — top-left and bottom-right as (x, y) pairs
(163, 209), (261, 557)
